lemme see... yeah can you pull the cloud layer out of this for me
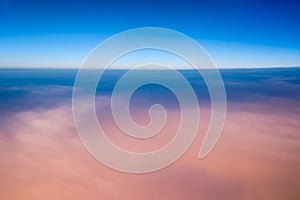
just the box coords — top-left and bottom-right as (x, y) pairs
(0, 68), (300, 199)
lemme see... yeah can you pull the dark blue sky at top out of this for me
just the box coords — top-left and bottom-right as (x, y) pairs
(0, 0), (300, 68)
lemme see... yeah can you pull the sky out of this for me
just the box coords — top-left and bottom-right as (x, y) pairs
(0, 0), (300, 68)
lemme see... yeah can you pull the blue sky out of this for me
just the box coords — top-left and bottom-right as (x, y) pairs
(0, 0), (300, 68)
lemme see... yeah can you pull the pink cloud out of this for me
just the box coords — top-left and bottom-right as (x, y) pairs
(0, 100), (300, 200)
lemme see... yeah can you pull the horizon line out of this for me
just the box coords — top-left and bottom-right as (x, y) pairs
(0, 65), (299, 70)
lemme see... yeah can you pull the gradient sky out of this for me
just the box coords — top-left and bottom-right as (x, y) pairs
(0, 0), (300, 68)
